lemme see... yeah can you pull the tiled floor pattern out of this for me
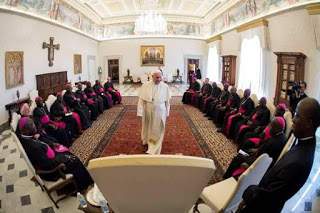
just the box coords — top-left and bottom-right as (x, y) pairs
(1, 82), (320, 212)
(0, 129), (213, 212)
(115, 82), (189, 96)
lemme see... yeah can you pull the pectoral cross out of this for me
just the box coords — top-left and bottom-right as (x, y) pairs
(42, 37), (60, 67)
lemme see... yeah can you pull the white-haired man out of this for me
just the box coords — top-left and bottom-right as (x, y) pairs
(137, 70), (171, 154)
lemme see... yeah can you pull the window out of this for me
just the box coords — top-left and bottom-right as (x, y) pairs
(238, 36), (265, 97)
(207, 46), (220, 82)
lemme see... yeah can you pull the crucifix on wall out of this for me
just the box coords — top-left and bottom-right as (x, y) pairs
(42, 37), (60, 67)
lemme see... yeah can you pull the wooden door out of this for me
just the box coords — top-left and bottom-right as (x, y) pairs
(108, 59), (119, 83)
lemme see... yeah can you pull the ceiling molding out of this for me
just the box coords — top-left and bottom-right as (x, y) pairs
(101, 14), (204, 25)
(306, 3), (320, 14)
(206, 35), (222, 43)
(203, 0), (241, 24)
(236, 19), (268, 33)
(63, 0), (102, 23)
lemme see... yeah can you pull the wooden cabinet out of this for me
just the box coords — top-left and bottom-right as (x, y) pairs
(221, 55), (237, 85)
(36, 71), (68, 100)
(274, 52), (306, 106)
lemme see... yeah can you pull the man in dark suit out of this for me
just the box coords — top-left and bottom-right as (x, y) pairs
(239, 98), (320, 213)
(223, 116), (287, 179)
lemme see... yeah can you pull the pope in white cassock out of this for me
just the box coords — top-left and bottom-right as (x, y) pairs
(137, 71), (171, 155)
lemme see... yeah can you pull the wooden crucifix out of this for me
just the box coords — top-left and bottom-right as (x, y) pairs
(42, 37), (60, 67)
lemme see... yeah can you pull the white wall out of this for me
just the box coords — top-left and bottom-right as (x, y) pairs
(209, 9), (319, 102)
(267, 9), (319, 100)
(0, 12), (99, 124)
(98, 38), (207, 83)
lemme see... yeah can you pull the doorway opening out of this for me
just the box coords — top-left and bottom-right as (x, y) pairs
(187, 58), (199, 84)
(108, 59), (119, 83)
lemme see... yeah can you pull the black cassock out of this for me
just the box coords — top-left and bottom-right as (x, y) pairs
(84, 86), (104, 114)
(93, 83), (112, 109)
(207, 89), (230, 119)
(16, 115), (59, 146)
(200, 86), (221, 112)
(50, 100), (81, 136)
(242, 137), (316, 213)
(33, 106), (72, 147)
(223, 132), (287, 179)
(20, 136), (93, 191)
(192, 83), (212, 108)
(213, 93), (240, 125)
(182, 81), (200, 104)
(222, 97), (254, 138)
(63, 91), (91, 129)
(234, 106), (270, 144)
(104, 82), (120, 104)
(75, 89), (99, 120)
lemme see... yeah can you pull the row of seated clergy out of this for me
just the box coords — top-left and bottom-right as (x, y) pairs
(181, 77), (201, 104)
(17, 116), (94, 192)
(191, 78), (213, 109)
(205, 83), (231, 119)
(223, 117), (287, 180)
(19, 102), (74, 148)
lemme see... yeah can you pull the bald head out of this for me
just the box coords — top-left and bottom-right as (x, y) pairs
(66, 84), (72, 92)
(269, 117), (285, 136)
(77, 83), (83, 90)
(293, 98), (320, 138)
(20, 118), (36, 136)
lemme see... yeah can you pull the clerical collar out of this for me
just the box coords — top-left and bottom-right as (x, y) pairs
(299, 136), (314, 141)
(21, 135), (33, 139)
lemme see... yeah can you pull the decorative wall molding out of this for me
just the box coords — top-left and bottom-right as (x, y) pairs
(236, 19), (268, 33)
(306, 3), (320, 14)
(206, 35), (222, 44)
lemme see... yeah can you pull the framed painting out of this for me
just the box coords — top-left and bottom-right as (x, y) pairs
(140, 45), (165, 66)
(5, 51), (24, 89)
(74, 54), (82, 74)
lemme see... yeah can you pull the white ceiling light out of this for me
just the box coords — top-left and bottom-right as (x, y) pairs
(134, 10), (168, 35)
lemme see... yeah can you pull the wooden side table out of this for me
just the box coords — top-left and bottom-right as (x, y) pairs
(78, 185), (114, 213)
(5, 97), (30, 123)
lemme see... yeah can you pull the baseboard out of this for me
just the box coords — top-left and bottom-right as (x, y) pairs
(0, 121), (9, 134)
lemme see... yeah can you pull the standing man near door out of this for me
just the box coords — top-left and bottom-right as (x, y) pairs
(137, 71), (171, 155)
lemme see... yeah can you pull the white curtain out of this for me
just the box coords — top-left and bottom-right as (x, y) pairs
(207, 40), (221, 83)
(309, 14), (320, 49)
(237, 26), (269, 98)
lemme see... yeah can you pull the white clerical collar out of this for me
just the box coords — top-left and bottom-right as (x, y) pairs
(21, 135), (33, 139)
(299, 136), (314, 141)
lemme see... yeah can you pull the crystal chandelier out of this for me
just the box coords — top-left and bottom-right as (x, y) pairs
(134, 11), (168, 35)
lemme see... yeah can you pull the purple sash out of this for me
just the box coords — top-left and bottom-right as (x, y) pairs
(46, 146), (55, 159)
(40, 115), (50, 124)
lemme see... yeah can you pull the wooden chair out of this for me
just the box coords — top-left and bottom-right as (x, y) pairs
(195, 154), (272, 213)
(88, 155), (215, 213)
(10, 112), (21, 132)
(266, 100), (276, 120)
(217, 83), (224, 91)
(10, 115), (78, 208)
(283, 110), (293, 138)
(236, 89), (244, 98)
(275, 133), (295, 164)
(28, 89), (39, 104)
(45, 95), (57, 113)
(250, 94), (259, 108)
(197, 79), (204, 89)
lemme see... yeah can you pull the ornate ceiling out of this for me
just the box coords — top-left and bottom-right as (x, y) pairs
(0, 0), (316, 40)
(65, 0), (237, 24)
